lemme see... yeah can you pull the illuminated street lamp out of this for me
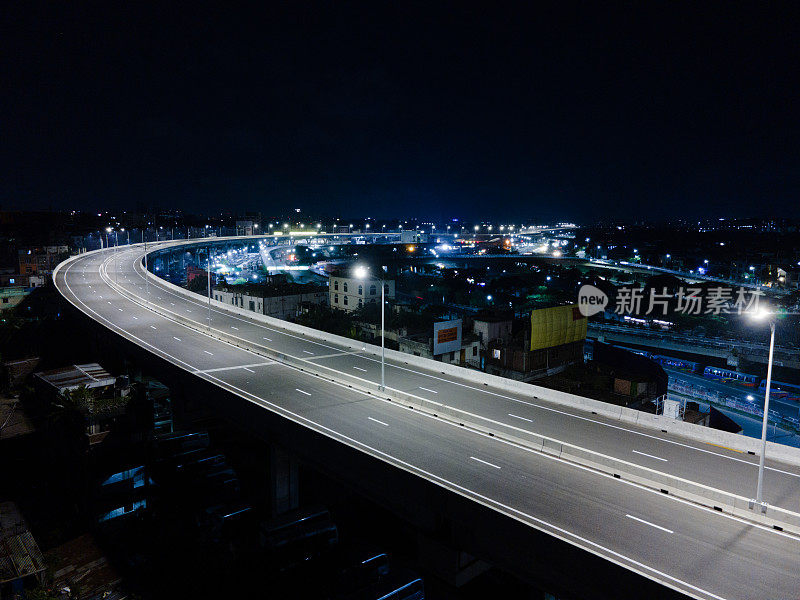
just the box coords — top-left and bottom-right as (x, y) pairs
(749, 308), (776, 505)
(354, 265), (385, 390)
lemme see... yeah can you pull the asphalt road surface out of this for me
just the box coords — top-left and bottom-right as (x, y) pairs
(54, 243), (800, 600)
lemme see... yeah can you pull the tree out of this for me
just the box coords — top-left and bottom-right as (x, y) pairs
(66, 385), (94, 411)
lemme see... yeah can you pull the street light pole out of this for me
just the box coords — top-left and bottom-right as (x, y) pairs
(207, 247), (212, 328)
(756, 320), (776, 504)
(380, 274), (385, 390)
(144, 234), (149, 296)
(114, 232), (118, 284)
(355, 265), (386, 390)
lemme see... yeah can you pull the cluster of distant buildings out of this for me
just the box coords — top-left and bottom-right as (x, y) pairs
(208, 265), (588, 382)
(0, 246), (68, 311)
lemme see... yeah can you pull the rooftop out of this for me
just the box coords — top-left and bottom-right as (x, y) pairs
(0, 396), (34, 441)
(0, 501), (46, 585)
(34, 363), (116, 394)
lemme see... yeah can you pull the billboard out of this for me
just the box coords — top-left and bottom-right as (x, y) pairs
(433, 319), (462, 356)
(530, 305), (587, 351)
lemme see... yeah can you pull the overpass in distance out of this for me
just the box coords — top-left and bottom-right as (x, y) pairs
(54, 239), (800, 600)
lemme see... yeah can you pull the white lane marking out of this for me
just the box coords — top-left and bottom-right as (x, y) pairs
(418, 386), (438, 394)
(353, 366), (368, 372)
(295, 388), (311, 396)
(626, 514), (674, 534)
(186, 309), (192, 312)
(305, 350), (363, 360)
(98, 295), (102, 298)
(150, 325), (157, 330)
(243, 367), (255, 373)
(633, 450), (668, 462)
(118, 308), (123, 312)
(508, 413), (533, 422)
(204, 350), (213, 355)
(196, 362), (275, 374)
(107, 301), (112, 305)
(263, 337), (272, 342)
(470, 456), (501, 469)
(170, 302), (175, 306)
(132, 316), (138, 320)
(302, 350), (314, 355)
(368, 417), (389, 427)
(173, 337), (182, 341)
(231, 326), (239, 330)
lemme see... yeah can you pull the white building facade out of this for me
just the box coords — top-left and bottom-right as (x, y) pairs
(213, 288), (327, 319)
(329, 275), (395, 313)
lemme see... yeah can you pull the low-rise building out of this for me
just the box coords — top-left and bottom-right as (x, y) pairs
(483, 305), (587, 381)
(236, 220), (257, 236)
(400, 230), (429, 244)
(398, 332), (481, 368)
(776, 266), (799, 289)
(329, 272), (395, 313)
(34, 363), (131, 441)
(0, 501), (46, 597)
(18, 245), (69, 276)
(214, 282), (327, 319)
(472, 313), (513, 348)
(0, 287), (30, 312)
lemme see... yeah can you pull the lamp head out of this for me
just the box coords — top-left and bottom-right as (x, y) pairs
(748, 307), (772, 321)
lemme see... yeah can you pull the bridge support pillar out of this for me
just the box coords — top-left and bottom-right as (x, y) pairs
(270, 445), (299, 516)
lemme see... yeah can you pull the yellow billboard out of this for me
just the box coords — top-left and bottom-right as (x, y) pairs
(530, 304), (587, 351)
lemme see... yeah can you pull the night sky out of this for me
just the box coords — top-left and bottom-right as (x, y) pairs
(2, 3), (798, 221)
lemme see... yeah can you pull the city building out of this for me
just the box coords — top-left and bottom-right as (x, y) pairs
(0, 287), (30, 312)
(34, 363), (131, 441)
(0, 273), (45, 288)
(400, 230), (429, 244)
(0, 501), (46, 597)
(484, 305), (587, 381)
(473, 313), (513, 349)
(236, 220), (257, 236)
(329, 272), (395, 313)
(398, 332), (481, 368)
(18, 245), (69, 275)
(214, 282), (327, 319)
(775, 266), (799, 289)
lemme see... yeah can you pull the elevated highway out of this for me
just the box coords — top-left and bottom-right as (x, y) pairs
(54, 240), (800, 600)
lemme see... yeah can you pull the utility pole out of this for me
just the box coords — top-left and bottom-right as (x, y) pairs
(380, 272), (385, 390)
(144, 234), (149, 296)
(756, 320), (776, 504)
(207, 247), (212, 328)
(114, 233), (118, 284)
